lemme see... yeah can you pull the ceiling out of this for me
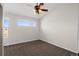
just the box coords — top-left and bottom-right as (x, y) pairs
(2, 3), (59, 19)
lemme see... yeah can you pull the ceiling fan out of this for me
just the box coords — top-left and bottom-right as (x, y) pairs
(34, 3), (48, 14)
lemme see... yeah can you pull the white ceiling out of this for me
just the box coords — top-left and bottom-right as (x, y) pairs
(2, 3), (59, 19)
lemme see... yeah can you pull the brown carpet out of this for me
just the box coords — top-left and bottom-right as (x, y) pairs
(0, 44), (2, 56)
(4, 40), (76, 56)
(0, 40), (2, 56)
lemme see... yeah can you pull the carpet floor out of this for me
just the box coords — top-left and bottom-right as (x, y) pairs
(4, 40), (76, 56)
(0, 42), (2, 56)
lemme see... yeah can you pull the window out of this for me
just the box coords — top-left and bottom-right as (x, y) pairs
(3, 17), (9, 38)
(16, 19), (36, 27)
(3, 17), (9, 28)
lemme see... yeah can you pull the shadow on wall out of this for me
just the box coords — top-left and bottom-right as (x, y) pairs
(0, 4), (2, 56)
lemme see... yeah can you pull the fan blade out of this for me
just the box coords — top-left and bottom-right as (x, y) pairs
(41, 9), (48, 11)
(35, 10), (39, 14)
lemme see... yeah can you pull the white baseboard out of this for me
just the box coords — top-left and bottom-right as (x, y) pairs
(40, 39), (78, 53)
(3, 39), (38, 46)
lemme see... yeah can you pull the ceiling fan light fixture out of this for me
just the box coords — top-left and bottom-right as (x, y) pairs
(34, 3), (48, 14)
(39, 9), (42, 12)
(33, 9), (37, 15)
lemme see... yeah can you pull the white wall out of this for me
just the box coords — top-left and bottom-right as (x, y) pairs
(77, 4), (79, 53)
(3, 12), (40, 46)
(40, 4), (79, 53)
